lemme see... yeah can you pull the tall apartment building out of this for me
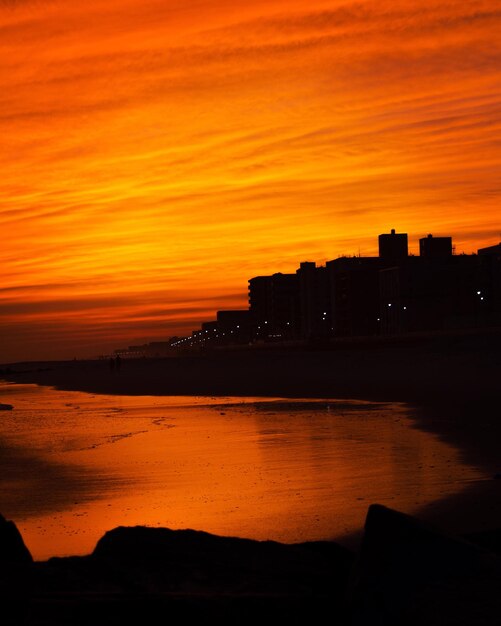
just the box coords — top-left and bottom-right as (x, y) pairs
(296, 262), (331, 340)
(248, 273), (299, 340)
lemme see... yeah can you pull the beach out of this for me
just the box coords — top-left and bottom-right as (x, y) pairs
(3, 329), (501, 541)
(2, 330), (501, 624)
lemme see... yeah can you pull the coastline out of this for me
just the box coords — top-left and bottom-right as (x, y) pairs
(2, 330), (501, 540)
(2, 332), (501, 623)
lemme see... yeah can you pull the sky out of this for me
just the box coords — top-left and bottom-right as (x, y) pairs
(1, 0), (500, 362)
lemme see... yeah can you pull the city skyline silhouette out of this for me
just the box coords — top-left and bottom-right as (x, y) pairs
(1, 0), (501, 362)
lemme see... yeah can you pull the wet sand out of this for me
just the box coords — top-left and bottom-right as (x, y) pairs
(1, 385), (482, 560)
(3, 330), (501, 541)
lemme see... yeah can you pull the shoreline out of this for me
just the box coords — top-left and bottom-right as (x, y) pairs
(2, 332), (501, 541)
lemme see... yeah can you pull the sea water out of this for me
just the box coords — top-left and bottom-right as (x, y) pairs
(0, 381), (482, 560)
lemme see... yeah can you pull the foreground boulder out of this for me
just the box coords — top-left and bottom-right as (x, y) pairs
(349, 504), (501, 625)
(0, 514), (33, 624)
(91, 525), (353, 596)
(6, 506), (501, 624)
(32, 527), (353, 623)
(0, 514), (32, 563)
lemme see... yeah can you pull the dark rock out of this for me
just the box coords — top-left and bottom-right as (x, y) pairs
(348, 504), (501, 625)
(90, 526), (353, 597)
(0, 514), (34, 622)
(465, 527), (501, 556)
(25, 527), (353, 623)
(0, 513), (32, 563)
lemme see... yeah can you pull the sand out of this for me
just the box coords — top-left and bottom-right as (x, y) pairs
(2, 329), (501, 540)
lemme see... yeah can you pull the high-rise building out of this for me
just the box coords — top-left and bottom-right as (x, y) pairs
(327, 257), (382, 337)
(379, 253), (483, 334)
(478, 242), (501, 320)
(248, 273), (299, 340)
(296, 262), (331, 340)
(378, 229), (408, 264)
(419, 234), (453, 258)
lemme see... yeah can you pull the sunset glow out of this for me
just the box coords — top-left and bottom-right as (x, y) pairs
(1, 0), (500, 361)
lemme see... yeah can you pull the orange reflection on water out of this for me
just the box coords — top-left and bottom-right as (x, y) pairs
(0, 383), (482, 560)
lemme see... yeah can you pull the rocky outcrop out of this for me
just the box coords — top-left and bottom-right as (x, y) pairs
(0, 514), (34, 624)
(349, 504), (501, 625)
(4, 505), (501, 624)
(0, 514), (32, 563)
(34, 527), (353, 623)
(91, 525), (353, 595)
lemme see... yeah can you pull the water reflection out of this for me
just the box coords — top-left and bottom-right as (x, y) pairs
(0, 382), (482, 560)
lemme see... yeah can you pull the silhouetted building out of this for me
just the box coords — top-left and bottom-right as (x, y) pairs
(201, 320), (219, 336)
(378, 229), (408, 265)
(380, 254), (484, 334)
(248, 273), (299, 340)
(419, 234), (453, 258)
(168, 230), (501, 350)
(248, 276), (271, 341)
(114, 339), (179, 357)
(191, 330), (204, 346)
(478, 243), (501, 257)
(216, 310), (251, 343)
(296, 262), (331, 340)
(201, 320), (218, 331)
(478, 242), (501, 321)
(318, 231), (410, 339)
(327, 257), (382, 337)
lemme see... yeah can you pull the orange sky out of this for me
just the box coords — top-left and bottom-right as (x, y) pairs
(1, 0), (500, 361)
